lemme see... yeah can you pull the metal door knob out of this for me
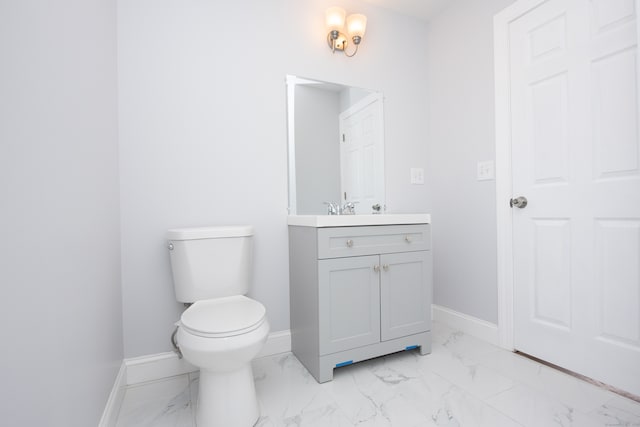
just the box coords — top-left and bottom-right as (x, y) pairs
(510, 196), (528, 209)
(346, 239), (354, 247)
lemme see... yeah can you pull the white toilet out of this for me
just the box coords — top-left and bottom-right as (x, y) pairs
(167, 225), (269, 427)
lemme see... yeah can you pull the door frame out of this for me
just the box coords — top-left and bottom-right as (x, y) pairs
(494, 0), (552, 351)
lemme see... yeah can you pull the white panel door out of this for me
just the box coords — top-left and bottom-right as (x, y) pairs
(509, 0), (640, 395)
(339, 94), (384, 210)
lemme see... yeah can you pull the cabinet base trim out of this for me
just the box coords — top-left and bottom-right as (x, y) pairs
(310, 331), (432, 383)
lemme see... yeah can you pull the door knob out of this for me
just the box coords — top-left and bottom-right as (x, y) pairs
(510, 196), (528, 209)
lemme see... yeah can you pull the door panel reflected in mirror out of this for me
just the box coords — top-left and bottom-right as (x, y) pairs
(286, 75), (385, 215)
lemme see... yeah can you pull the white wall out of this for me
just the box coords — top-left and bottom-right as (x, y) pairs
(0, 0), (122, 425)
(426, 0), (515, 323)
(118, 0), (432, 357)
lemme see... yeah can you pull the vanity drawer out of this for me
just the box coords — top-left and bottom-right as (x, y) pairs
(317, 224), (430, 259)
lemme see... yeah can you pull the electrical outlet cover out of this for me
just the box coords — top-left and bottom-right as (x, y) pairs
(410, 168), (424, 185)
(477, 160), (495, 181)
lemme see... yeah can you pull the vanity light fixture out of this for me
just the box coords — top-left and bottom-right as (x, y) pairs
(325, 6), (367, 57)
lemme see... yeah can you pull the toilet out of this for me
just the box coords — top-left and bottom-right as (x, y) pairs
(167, 225), (269, 427)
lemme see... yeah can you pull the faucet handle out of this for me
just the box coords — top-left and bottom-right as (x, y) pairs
(342, 201), (359, 215)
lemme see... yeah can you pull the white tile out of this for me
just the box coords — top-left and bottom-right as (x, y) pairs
(326, 359), (434, 426)
(419, 347), (516, 400)
(431, 322), (503, 362)
(114, 323), (640, 427)
(252, 353), (342, 424)
(431, 385), (525, 427)
(116, 375), (194, 427)
(587, 395), (640, 426)
(476, 350), (618, 413)
(486, 384), (601, 427)
(186, 372), (198, 419)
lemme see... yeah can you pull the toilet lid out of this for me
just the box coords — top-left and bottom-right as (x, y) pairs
(180, 295), (266, 338)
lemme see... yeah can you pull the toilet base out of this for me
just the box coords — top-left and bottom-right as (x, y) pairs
(196, 365), (260, 427)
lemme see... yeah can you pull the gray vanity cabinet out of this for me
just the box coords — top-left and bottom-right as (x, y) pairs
(289, 224), (432, 383)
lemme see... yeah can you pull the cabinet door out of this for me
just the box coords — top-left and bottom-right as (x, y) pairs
(380, 251), (432, 341)
(318, 255), (381, 355)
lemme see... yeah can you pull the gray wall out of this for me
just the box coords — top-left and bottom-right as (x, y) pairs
(0, 0), (122, 425)
(295, 86), (341, 214)
(0, 0), (520, 421)
(339, 87), (373, 112)
(118, 0), (432, 358)
(426, 0), (515, 323)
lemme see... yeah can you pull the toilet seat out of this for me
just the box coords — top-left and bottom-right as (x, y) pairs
(180, 295), (266, 338)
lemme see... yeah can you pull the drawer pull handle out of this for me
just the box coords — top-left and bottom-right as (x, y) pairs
(346, 239), (354, 248)
(405, 235), (412, 243)
(373, 265), (380, 273)
(383, 264), (389, 271)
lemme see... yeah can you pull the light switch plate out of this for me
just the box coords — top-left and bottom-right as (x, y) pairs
(410, 168), (424, 185)
(477, 160), (495, 181)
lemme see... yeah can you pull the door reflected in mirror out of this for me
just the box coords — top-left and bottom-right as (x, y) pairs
(286, 75), (385, 215)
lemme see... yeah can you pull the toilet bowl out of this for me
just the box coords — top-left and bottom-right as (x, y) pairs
(178, 296), (269, 427)
(167, 226), (269, 427)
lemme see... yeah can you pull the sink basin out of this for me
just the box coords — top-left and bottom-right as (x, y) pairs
(287, 213), (431, 227)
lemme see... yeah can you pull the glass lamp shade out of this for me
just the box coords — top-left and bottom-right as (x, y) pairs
(325, 7), (346, 32)
(346, 14), (367, 39)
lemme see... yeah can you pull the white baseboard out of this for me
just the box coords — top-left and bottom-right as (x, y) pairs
(124, 329), (292, 386)
(257, 329), (291, 358)
(432, 304), (499, 346)
(98, 361), (127, 427)
(125, 351), (197, 385)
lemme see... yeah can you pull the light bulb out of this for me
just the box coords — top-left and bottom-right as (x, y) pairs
(325, 7), (346, 33)
(346, 14), (367, 42)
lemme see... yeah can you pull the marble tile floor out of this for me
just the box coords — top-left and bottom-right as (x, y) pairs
(115, 322), (640, 427)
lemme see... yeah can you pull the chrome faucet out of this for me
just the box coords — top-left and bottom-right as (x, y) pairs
(324, 202), (341, 215)
(324, 201), (358, 215)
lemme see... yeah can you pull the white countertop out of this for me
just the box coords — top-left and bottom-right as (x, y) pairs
(287, 213), (431, 227)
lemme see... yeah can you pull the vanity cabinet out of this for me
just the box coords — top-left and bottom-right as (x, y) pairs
(289, 223), (432, 383)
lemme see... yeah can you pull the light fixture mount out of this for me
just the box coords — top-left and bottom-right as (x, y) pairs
(327, 31), (348, 52)
(325, 7), (367, 57)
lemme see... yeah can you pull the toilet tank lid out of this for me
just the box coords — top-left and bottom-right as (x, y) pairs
(167, 225), (253, 241)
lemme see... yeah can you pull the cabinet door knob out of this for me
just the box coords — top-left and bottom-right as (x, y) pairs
(405, 235), (412, 243)
(383, 264), (389, 271)
(346, 239), (354, 248)
(373, 265), (380, 273)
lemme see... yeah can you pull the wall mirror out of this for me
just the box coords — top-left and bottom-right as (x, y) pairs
(286, 75), (385, 215)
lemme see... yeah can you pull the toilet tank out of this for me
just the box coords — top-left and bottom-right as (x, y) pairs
(167, 226), (253, 303)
